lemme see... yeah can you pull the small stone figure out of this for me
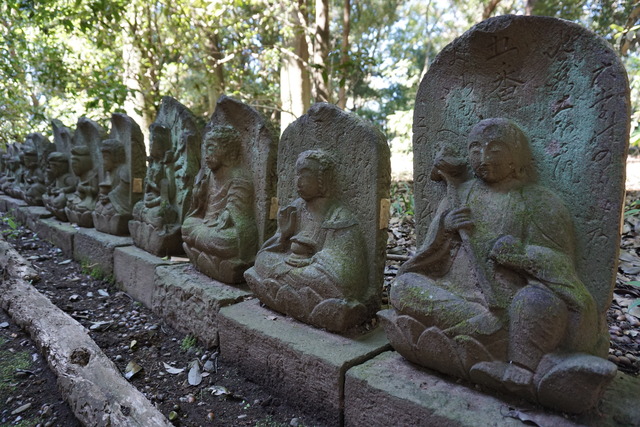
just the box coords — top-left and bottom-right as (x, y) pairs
(42, 152), (77, 221)
(245, 150), (371, 332)
(0, 144), (22, 196)
(65, 117), (106, 228)
(182, 125), (258, 283)
(379, 118), (616, 409)
(92, 113), (146, 235)
(129, 97), (202, 256)
(43, 119), (77, 221)
(20, 134), (53, 206)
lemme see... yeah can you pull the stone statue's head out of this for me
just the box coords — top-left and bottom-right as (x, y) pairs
(149, 123), (172, 162)
(100, 138), (125, 171)
(70, 145), (92, 175)
(46, 152), (69, 179)
(467, 118), (533, 184)
(203, 125), (241, 171)
(295, 149), (336, 201)
(23, 145), (38, 168)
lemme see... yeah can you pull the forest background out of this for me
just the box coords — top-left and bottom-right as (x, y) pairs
(1, 0), (639, 177)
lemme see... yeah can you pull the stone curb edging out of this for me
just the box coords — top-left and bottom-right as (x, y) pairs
(0, 237), (172, 427)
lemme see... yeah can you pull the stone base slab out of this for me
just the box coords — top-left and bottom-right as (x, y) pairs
(218, 300), (391, 425)
(16, 206), (53, 230)
(1, 195), (27, 217)
(73, 228), (133, 276)
(344, 351), (640, 427)
(151, 264), (251, 348)
(34, 218), (78, 258)
(113, 246), (176, 308)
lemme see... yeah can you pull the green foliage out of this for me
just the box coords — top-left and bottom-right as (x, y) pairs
(180, 334), (197, 352)
(1, 215), (20, 239)
(390, 181), (414, 218)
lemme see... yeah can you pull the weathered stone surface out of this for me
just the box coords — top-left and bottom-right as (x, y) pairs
(0, 143), (24, 198)
(19, 133), (54, 206)
(15, 206), (53, 231)
(2, 195), (28, 219)
(218, 299), (390, 424)
(182, 96), (277, 283)
(151, 264), (252, 348)
(113, 245), (175, 308)
(412, 15), (628, 312)
(93, 114), (146, 235)
(129, 96), (202, 256)
(345, 351), (639, 427)
(0, 238), (171, 427)
(245, 104), (390, 332)
(73, 228), (133, 276)
(382, 15), (628, 413)
(43, 119), (77, 221)
(33, 218), (77, 257)
(65, 117), (107, 228)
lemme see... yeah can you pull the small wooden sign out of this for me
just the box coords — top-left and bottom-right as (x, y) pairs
(133, 177), (143, 193)
(379, 198), (391, 229)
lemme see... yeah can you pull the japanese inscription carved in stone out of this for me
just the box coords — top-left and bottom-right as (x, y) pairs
(379, 15), (628, 413)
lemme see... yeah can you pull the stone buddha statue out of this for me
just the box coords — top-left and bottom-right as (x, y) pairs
(181, 125), (258, 283)
(42, 152), (77, 221)
(379, 118), (615, 408)
(93, 138), (134, 235)
(129, 123), (181, 254)
(19, 143), (48, 205)
(245, 149), (371, 332)
(65, 145), (100, 228)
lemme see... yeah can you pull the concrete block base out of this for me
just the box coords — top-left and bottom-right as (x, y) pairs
(34, 218), (78, 257)
(152, 264), (251, 348)
(218, 300), (391, 425)
(1, 195), (27, 217)
(73, 228), (133, 276)
(344, 351), (640, 427)
(16, 206), (53, 229)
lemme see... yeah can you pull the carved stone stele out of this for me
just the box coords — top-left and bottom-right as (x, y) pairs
(43, 119), (78, 221)
(20, 133), (54, 206)
(65, 117), (106, 228)
(0, 143), (23, 197)
(93, 114), (147, 236)
(379, 15), (629, 413)
(245, 103), (391, 333)
(181, 96), (277, 283)
(129, 97), (202, 256)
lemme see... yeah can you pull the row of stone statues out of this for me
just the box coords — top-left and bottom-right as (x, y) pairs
(0, 15), (629, 414)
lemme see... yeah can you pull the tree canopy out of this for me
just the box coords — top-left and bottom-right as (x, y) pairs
(1, 0), (638, 148)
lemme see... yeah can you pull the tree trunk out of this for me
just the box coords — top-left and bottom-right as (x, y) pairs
(280, 0), (311, 134)
(337, 0), (350, 109)
(312, 0), (331, 103)
(483, 0), (501, 20)
(206, 31), (226, 114)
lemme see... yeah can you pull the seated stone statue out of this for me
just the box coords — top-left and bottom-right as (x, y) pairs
(19, 144), (47, 205)
(93, 138), (134, 235)
(65, 145), (99, 228)
(245, 149), (370, 332)
(182, 125), (258, 283)
(130, 123), (180, 254)
(0, 151), (20, 195)
(379, 118), (615, 407)
(43, 152), (77, 221)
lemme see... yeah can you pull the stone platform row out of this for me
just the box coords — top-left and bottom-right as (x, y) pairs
(2, 195), (639, 426)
